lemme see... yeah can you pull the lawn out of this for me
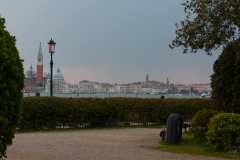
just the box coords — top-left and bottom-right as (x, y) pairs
(158, 133), (240, 159)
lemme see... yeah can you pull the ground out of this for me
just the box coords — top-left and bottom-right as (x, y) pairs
(7, 128), (228, 160)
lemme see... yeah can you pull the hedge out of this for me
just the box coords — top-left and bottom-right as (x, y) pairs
(19, 97), (214, 130)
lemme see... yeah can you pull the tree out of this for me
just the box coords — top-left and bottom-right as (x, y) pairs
(170, 0), (240, 112)
(211, 40), (238, 112)
(0, 17), (24, 159)
(232, 42), (240, 112)
(170, 0), (240, 54)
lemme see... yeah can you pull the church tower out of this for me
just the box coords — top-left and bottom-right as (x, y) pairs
(36, 42), (43, 85)
(146, 73), (149, 82)
(166, 77), (170, 88)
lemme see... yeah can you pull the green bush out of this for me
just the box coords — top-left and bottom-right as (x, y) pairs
(191, 109), (218, 141)
(207, 113), (240, 151)
(0, 17), (24, 159)
(19, 97), (213, 130)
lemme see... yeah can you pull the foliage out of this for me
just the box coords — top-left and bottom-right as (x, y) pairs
(0, 17), (24, 159)
(170, 0), (240, 54)
(211, 40), (240, 112)
(207, 113), (240, 151)
(19, 97), (213, 130)
(191, 109), (218, 141)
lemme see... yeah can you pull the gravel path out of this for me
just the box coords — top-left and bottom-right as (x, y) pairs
(7, 128), (228, 160)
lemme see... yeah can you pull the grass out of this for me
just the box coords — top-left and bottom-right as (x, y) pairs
(157, 133), (240, 159)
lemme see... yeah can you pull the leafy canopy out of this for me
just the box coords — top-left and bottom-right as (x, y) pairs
(170, 0), (240, 54)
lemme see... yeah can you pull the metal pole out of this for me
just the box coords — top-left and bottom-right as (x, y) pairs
(50, 53), (53, 96)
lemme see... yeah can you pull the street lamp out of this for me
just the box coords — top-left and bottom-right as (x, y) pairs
(48, 38), (56, 96)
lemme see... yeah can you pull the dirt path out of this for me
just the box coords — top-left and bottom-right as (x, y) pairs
(7, 128), (227, 160)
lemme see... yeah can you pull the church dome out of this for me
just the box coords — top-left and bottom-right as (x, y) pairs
(54, 68), (64, 80)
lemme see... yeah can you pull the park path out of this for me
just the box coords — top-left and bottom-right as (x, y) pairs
(7, 128), (227, 160)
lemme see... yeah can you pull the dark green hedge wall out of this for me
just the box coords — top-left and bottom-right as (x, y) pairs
(19, 97), (213, 130)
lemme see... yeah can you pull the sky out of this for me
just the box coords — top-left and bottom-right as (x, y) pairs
(0, 0), (219, 84)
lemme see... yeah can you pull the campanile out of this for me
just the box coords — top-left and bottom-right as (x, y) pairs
(36, 42), (43, 83)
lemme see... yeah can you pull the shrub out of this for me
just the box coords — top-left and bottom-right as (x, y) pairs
(19, 97), (213, 130)
(191, 109), (218, 141)
(207, 113), (240, 151)
(0, 17), (24, 159)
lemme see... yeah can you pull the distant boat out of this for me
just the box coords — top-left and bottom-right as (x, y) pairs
(150, 91), (159, 95)
(201, 92), (210, 98)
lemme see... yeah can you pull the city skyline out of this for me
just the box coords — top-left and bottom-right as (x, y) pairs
(0, 1), (219, 84)
(24, 52), (211, 96)
(24, 45), (211, 97)
(24, 45), (210, 86)
(25, 47), (209, 86)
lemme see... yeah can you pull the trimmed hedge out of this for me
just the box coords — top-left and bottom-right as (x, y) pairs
(19, 97), (213, 130)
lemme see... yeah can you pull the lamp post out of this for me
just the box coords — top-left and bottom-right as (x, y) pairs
(48, 38), (56, 96)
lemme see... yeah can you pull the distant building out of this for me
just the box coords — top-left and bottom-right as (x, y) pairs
(24, 43), (46, 93)
(95, 83), (112, 93)
(36, 43), (44, 86)
(24, 43), (68, 95)
(53, 68), (66, 93)
(44, 68), (66, 93)
(79, 80), (96, 93)
(174, 84), (192, 93)
(146, 73), (149, 82)
(191, 84), (211, 93)
(66, 83), (79, 93)
(166, 77), (170, 88)
(110, 84), (121, 93)
(24, 65), (37, 92)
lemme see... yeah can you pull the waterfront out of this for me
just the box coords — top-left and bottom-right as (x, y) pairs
(23, 92), (202, 99)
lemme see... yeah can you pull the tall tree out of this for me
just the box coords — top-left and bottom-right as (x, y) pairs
(211, 41), (238, 112)
(0, 17), (24, 159)
(232, 43), (240, 112)
(170, 0), (240, 54)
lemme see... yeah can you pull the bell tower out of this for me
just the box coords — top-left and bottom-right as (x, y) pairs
(36, 42), (43, 85)
(146, 73), (149, 82)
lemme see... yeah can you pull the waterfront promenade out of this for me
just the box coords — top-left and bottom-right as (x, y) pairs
(7, 128), (226, 160)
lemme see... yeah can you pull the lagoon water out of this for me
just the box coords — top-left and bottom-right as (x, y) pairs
(23, 92), (201, 99)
